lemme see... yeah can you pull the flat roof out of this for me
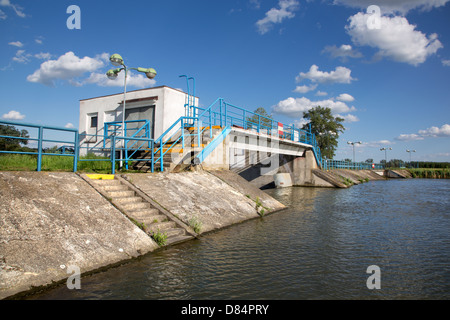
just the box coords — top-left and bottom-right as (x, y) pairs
(79, 85), (197, 102)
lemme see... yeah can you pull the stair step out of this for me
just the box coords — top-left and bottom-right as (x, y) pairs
(114, 196), (142, 204)
(165, 235), (194, 246)
(102, 185), (129, 192)
(122, 201), (151, 211)
(164, 228), (186, 238)
(92, 179), (120, 186)
(108, 190), (135, 198)
(147, 221), (176, 232)
(139, 214), (169, 225)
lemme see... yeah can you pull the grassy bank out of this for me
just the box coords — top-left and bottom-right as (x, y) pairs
(0, 154), (119, 173)
(406, 168), (450, 179)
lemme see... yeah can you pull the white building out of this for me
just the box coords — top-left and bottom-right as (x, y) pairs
(78, 86), (198, 156)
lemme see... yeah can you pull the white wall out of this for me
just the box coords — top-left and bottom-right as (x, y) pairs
(78, 86), (198, 155)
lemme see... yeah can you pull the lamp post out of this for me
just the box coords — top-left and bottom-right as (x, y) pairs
(406, 149), (416, 168)
(380, 147), (392, 168)
(106, 53), (157, 169)
(347, 141), (362, 163)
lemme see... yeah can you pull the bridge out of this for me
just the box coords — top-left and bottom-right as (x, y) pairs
(0, 96), (382, 188)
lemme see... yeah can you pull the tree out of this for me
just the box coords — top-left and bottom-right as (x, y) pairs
(0, 125), (30, 151)
(301, 106), (345, 159)
(246, 107), (273, 129)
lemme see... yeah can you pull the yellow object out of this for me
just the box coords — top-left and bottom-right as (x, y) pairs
(86, 174), (115, 180)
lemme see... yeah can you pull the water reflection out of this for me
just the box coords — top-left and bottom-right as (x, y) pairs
(29, 179), (450, 300)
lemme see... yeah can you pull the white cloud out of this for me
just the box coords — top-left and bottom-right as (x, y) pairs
(315, 90), (328, 96)
(333, 0), (450, 14)
(65, 123), (75, 129)
(27, 51), (106, 86)
(34, 52), (52, 60)
(395, 133), (424, 141)
(2, 110), (25, 120)
(293, 84), (317, 93)
(336, 93), (355, 102)
(322, 44), (363, 60)
(256, 0), (299, 34)
(12, 49), (31, 63)
(0, 9), (6, 20)
(296, 64), (355, 84)
(272, 96), (356, 118)
(442, 59), (450, 66)
(418, 124), (450, 137)
(362, 140), (394, 148)
(346, 12), (443, 66)
(0, 0), (25, 18)
(396, 124), (450, 141)
(84, 71), (156, 89)
(8, 41), (23, 47)
(337, 113), (359, 123)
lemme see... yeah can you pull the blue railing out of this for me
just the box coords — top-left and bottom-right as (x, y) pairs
(322, 159), (384, 170)
(0, 120), (79, 172)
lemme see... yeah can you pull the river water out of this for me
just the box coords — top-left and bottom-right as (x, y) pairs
(29, 179), (450, 300)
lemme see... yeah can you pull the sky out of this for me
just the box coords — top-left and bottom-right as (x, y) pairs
(1, 0), (450, 163)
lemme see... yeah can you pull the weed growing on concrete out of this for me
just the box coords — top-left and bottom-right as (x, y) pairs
(188, 216), (202, 234)
(151, 230), (167, 246)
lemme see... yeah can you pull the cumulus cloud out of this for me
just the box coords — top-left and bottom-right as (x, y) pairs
(296, 64), (355, 84)
(315, 90), (328, 96)
(333, 0), (450, 14)
(12, 49), (31, 63)
(256, 0), (299, 34)
(396, 124), (450, 141)
(65, 123), (75, 129)
(84, 71), (156, 89)
(2, 110), (25, 120)
(293, 84), (317, 93)
(322, 44), (363, 61)
(26, 52), (106, 86)
(346, 12), (443, 66)
(442, 59), (450, 66)
(337, 113), (359, 123)
(336, 93), (355, 102)
(272, 96), (356, 118)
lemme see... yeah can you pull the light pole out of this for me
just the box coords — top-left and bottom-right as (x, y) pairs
(106, 53), (157, 169)
(347, 141), (362, 163)
(406, 149), (416, 168)
(380, 147), (392, 168)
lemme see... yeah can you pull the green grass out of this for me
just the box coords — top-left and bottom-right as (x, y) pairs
(0, 153), (119, 173)
(407, 168), (450, 179)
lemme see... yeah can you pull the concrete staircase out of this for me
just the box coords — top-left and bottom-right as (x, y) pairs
(88, 176), (195, 246)
(131, 126), (224, 173)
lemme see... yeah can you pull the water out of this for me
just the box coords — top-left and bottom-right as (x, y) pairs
(28, 179), (450, 300)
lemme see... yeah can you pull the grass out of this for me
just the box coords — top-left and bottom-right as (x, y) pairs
(0, 153), (121, 173)
(188, 216), (202, 234)
(151, 230), (168, 246)
(407, 168), (450, 179)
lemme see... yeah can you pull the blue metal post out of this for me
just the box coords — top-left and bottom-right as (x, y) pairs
(37, 126), (43, 172)
(73, 131), (79, 172)
(111, 136), (116, 175)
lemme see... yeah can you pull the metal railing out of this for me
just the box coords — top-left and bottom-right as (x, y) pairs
(0, 120), (79, 172)
(322, 159), (384, 170)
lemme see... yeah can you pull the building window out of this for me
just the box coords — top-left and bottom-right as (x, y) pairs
(90, 116), (98, 128)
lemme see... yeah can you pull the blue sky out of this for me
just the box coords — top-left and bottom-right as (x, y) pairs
(1, 0), (450, 163)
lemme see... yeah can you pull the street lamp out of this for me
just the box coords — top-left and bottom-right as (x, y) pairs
(406, 149), (416, 168)
(380, 147), (392, 168)
(106, 53), (157, 168)
(347, 141), (362, 163)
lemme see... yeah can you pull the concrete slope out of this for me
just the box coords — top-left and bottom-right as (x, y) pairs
(0, 171), (158, 299)
(123, 170), (279, 234)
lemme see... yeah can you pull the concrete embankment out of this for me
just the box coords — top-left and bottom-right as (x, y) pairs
(311, 169), (386, 188)
(0, 169), (285, 299)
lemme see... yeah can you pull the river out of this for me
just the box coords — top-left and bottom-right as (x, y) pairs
(28, 179), (450, 300)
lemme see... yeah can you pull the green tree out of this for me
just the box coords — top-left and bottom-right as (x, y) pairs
(246, 107), (273, 129)
(301, 106), (345, 159)
(0, 125), (30, 151)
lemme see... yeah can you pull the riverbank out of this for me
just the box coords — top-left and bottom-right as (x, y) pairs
(0, 169), (285, 299)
